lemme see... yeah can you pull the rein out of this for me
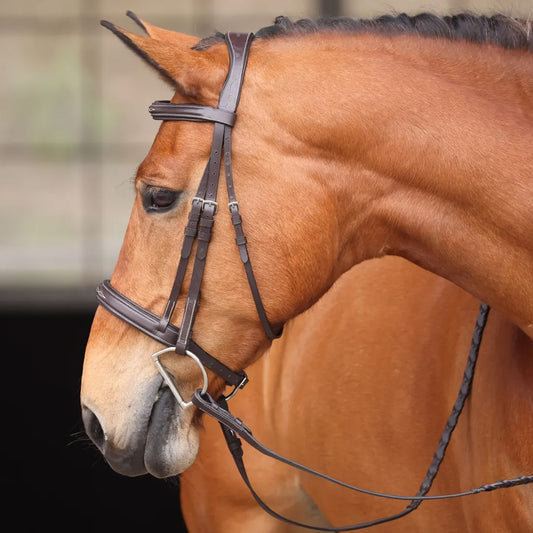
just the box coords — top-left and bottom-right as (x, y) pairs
(96, 32), (533, 530)
(193, 303), (533, 531)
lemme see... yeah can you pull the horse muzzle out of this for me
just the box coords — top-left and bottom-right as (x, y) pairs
(81, 373), (200, 478)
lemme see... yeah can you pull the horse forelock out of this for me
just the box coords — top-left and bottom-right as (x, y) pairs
(193, 13), (533, 52)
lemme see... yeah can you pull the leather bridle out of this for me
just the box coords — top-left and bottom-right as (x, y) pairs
(97, 32), (278, 405)
(96, 32), (533, 530)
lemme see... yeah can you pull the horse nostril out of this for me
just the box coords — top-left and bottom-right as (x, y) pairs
(82, 405), (106, 450)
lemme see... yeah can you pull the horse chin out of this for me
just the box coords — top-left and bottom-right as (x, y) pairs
(144, 387), (200, 478)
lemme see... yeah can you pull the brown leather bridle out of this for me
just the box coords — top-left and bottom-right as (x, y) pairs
(96, 32), (533, 531)
(97, 33), (279, 404)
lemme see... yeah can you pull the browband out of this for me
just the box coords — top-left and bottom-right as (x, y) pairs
(149, 101), (237, 126)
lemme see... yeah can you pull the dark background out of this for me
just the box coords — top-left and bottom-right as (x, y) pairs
(2, 304), (188, 533)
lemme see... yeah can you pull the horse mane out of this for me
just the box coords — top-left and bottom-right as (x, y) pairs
(193, 13), (533, 52)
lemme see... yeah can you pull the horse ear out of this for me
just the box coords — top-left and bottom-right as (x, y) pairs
(101, 16), (227, 102)
(125, 11), (184, 42)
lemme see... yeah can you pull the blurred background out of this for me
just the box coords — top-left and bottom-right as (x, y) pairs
(1, 0), (531, 531)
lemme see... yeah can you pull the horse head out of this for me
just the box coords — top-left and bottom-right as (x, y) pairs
(81, 13), (533, 481)
(80, 16), (345, 478)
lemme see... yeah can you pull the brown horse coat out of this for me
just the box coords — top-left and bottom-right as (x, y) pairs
(81, 13), (533, 532)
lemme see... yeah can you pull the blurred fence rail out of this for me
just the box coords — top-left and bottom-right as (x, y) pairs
(1, 0), (531, 308)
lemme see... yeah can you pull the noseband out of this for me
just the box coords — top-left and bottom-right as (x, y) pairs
(96, 32), (533, 531)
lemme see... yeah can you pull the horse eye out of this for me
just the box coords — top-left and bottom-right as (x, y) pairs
(151, 189), (175, 207)
(142, 187), (180, 213)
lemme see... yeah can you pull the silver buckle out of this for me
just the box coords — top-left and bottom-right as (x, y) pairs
(224, 373), (249, 402)
(192, 196), (204, 207)
(191, 197), (218, 214)
(202, 199), (219, 214)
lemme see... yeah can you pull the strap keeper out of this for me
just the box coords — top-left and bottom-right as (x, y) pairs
(175, 338), (188, 355)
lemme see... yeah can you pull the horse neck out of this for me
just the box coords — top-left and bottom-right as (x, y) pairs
(276, 34), (533, 335)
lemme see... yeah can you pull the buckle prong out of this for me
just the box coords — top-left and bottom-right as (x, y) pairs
(228, 201), (239, 212)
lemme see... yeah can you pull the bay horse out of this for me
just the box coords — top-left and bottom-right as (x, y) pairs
(81, 12), (533, 532)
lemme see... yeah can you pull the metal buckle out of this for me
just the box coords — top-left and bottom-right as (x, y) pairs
(151, 346), (208, 410)
(202, 199), (219, 214)
(228, 201), (239, 212)
(191, 197), (219, 214)
(224, 373), (249, 402)
(192, 196), (204, 208)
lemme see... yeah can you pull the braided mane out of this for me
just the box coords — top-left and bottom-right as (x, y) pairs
(194, 13), (533, 51)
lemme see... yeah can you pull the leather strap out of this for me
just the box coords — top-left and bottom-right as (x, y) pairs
(192, 304), (533, 530)
(173, 32), (256, 354)
(149, 101), (236, 126)
(148, 31), (279, 354)
(155, 197), (204, 333)
(95, 33), (268, 392)
(194, 392), (413, 531)
(223, 127), (282, 340)
(96, 280), (247, 388)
